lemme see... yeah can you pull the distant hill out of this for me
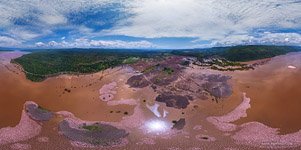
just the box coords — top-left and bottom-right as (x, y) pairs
(172, 45), (301, 62)
(220, 45), (301, 61)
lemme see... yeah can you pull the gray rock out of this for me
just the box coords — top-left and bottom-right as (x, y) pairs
(25, 103), (53, 121)
(202, 74), (232, 99)
(59, 120), (128, 146)
(126, 75), (150, 88)
(172, 118), (186, 130)
(156, 93), (191, 109)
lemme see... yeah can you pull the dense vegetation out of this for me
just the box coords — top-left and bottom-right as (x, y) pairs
(12, 49), (163, 82)
(171, 47), (227, 60)
(172, 45), (301, 62)
(220, 45), (301, 61)
(11, 46), (301, 82)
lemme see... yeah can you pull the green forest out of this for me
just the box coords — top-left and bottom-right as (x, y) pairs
(12, 49), (162, 82)
(172, 45), (301, 62)
(12, 46), (301, 82)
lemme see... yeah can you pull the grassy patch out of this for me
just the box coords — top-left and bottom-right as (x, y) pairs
(82, 124), (102, 132)
(163, 67), (174, 75)
(142, 65), (156, 73)
(37, 105), (50, 113)
(122, 57), (140, 64)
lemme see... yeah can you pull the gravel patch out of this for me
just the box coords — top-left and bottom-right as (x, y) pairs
(37, 137), (49, 143)
(99, 82), (117, 101)
(107, 99), (138, 106)
(193, 125), (202, 130)
(207, 93), (250, 132)
(136, 138), (156, 145)
(10, 143), (31, 150)
(0, 109), (41, 145)
(120, 104), (146, 129)
(232, 122), (301, 149)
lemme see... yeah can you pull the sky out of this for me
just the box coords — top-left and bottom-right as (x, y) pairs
(0, 0), (300, 49)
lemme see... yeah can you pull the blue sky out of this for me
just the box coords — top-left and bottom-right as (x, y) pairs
(0, 0), (300, 49)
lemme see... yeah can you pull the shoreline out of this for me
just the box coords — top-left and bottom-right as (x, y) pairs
(11, 60), (129, 82)
(11, 51), (301, 83)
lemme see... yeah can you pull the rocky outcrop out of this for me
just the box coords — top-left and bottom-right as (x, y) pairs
(25, 102), (53, 121)
(155, 93), (191, 109)
(59, 118), (128, 147)
(172, 118), (186, 130)
(202, 74), (232, 99)
(126, 75), (150, 88)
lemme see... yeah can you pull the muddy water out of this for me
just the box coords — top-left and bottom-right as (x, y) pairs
(1, 51), (301, 149)
(231, 52), (301, 134)
(0, 52), (142, 128)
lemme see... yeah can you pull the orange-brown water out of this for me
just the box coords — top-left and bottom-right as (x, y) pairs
(0, 55), (140, 128)
(1, 51), (301, 149)
(231, 52), (301, 134)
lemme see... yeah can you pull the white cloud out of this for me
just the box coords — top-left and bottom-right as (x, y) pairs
(0, 36), (21, 47)
(90, 40), (155, 48)
(0, 0), (114, 27)
(110, 0), (301, 41)
(35, 39), (155, 49)
(9, 29), (41, 40)
(40, 14), (67, 25)
(1, 0), (301, 48)
(35, 42), (46, 47)
(48, 41), (60, 47)
(193, 32), (301, 48)
(0, 0), (117, 41)
(259, 32), (301, 45)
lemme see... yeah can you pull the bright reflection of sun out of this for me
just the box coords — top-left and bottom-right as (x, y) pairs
(145, 119), (169, 133)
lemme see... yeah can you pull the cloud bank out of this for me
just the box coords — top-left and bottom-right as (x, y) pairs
(35, 39), (155, 49)
(0, 0), (300, 48)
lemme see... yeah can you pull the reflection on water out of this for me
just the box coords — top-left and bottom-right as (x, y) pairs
(145, 119), (171, 133)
